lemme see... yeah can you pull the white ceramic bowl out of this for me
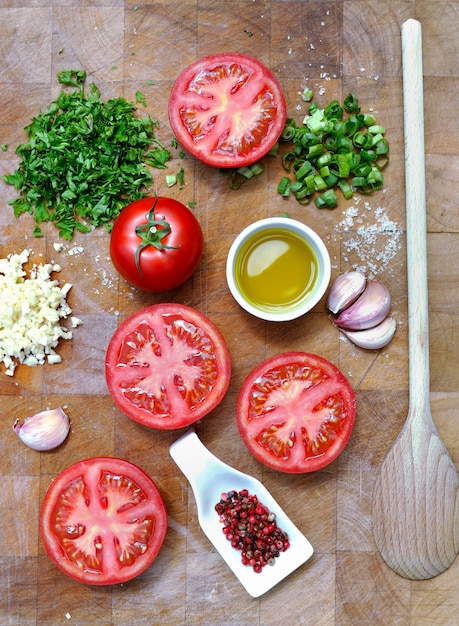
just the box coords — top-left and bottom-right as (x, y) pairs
(226, 217), (331, 322)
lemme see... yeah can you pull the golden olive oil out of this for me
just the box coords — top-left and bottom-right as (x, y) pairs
(235, 228), (319, 312)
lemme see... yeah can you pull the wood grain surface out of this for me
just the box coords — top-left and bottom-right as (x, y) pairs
(0, 1), (458, 624)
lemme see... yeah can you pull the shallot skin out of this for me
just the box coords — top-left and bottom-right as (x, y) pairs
(13, 407), (70, 451)
(326, 271), (366, 314)
(335, 280), (391, 330)
(339, 316), (397, 349)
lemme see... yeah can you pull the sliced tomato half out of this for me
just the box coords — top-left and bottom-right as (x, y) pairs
(236, 352), (356, 473)
(168, 52), (287, 168)
(105, 303), (231, 429)
(40, 457), (168, 585)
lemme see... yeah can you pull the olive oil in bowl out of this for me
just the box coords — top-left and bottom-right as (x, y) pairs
(236, 229), (318, 312)
(226, 217), (331, 322)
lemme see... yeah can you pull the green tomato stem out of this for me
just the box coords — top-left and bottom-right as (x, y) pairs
(134, 197), (178, 275)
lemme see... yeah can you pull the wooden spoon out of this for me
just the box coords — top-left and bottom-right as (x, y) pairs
(372, 19), (459, 580)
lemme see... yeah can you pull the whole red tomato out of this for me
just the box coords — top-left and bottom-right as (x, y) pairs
(110, 196), (204, 291)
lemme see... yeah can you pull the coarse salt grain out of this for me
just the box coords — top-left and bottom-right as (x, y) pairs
(334, 199), (402, 278)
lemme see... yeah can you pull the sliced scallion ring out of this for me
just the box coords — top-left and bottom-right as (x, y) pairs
(275, 93), (389, 207)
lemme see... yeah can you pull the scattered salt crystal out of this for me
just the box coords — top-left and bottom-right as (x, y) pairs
(68, 246), (84, 256)
(334, 201), (402, 278)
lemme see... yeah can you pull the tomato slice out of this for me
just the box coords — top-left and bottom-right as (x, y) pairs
(105, 303), (231, 429)
(40, 457), (168, 585)
(236, 352), (356, 473)
(168, 53), (287, 168)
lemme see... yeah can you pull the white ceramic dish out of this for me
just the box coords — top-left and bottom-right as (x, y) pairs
(169, 430), (314, 597)
(226, 216), (331, 322)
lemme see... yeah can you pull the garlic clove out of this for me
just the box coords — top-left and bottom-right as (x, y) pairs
(335, 279), (391, 330)
(339, 316), (397, 350)
(13, 407), (70, 451)
(326, 271), (367, 314)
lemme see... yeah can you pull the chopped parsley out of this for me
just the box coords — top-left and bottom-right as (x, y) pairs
(3, 70), (172, 239)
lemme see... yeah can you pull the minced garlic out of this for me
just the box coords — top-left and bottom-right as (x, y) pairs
(0, 249), (80, 376)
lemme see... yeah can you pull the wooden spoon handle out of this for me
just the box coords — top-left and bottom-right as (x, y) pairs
(371, 19), (459, 581)
(403, 19), (431, 418)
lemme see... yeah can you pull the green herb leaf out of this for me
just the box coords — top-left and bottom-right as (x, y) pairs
(136, 91), (147, 107)
(3, 70), (174, 239)
(145, 145), (171, 169)
(177, 167), (185, 188)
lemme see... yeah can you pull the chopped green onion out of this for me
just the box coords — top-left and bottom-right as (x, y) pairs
(304, 112), (324, 134)
(267, 142), (279, 156)
(324, 173), (339, 188)
(307, 143), (324, 159)
(324, 101), (343, 119)
(329, 154), (350, 178)
(290, 180), (304, 193)
(229, 163), (264, 190)
(294, 160), (315, 180)
(314, 175), (327, 191)
(250, 162), (264, 176)
(338, 179), (354, 199)
(276, 93), (389, 207)
(315, 189), (337, 209)
(343, 94), (360, 113)
(237, 166), (256, 179)
(363, 113), (376, 126)
(351, 176), (367, 188)
(361, 149), (377, 163)
(301, 88), (314, 102)
(369, 125), (385, 134)
(294, 189), (311, 202)
(371, 133), (384, 146)
(282, 152), (296, 171)
(317, 152), (332, 168)
(353, 132), (373, 149)
(304, 174), (316, 194)
(165, 174), (177, 187)
(281, 121), (296, 141)
(277, 177), (291, 197)
(375, 138), (389, 155)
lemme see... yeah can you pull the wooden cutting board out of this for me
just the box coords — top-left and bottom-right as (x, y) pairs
(0, 1), (458, 624)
